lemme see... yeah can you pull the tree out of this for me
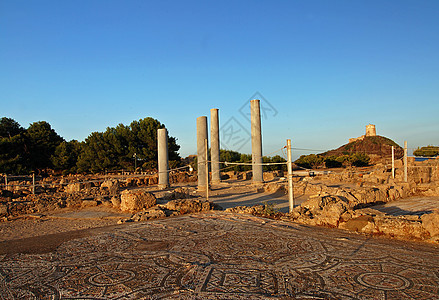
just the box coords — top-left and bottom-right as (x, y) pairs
(295, 154), (324, 169)
(0, 118), (28, 173)
(76, 131), (122, 173)
(295, 153), (370, 169)
(26, 121), (64, 170)
(51, 140), (82, 173)
(348, 153), (370, 167)
(323, 155), (343, 168)
(263, 155), (287, 171)
(77, 117), (181, 173)
(0, 117), (25, 138)
(0, 134), (28, 174)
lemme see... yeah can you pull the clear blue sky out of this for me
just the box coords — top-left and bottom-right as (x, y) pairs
(1, 0), (438, 159)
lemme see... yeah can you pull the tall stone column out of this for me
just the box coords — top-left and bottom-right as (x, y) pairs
(210, 108), (220, 184)
(251, 99), (263, 183)
(157, 128), (169, 189)
(197, 116), (208, 190)
(404, 140), (408, 183)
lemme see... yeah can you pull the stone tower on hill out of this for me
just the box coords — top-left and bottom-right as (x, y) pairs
(349, 124), (376, 143)
(366, 124), (376, 137)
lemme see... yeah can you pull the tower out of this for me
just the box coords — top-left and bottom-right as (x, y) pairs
(366, 124), (376, 137)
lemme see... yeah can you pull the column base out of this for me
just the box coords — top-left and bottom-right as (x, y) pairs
(158, 184), (169, 190)
(197, 185), (209, 192)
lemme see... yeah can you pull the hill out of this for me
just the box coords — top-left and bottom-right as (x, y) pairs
(323, 135), (404, 161)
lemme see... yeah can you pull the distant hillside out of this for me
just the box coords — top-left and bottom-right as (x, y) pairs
(323, 136), (404, 159)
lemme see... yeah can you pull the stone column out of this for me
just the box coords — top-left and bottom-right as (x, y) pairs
(197, 116), (208, 190)
(251, 99), (263, 183)
(158, 128), (169, 189)
(404, 140), (408, 183)
(210, 108), (220, 184)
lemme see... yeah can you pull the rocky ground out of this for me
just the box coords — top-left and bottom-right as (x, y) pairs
(1, 159), (439, 244)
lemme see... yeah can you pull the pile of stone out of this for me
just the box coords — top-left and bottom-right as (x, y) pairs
(0, 177), (221, 223)
(0, 179), (122, 220)
(227, 173), (439, 243)
(114, 188), (221, 223)
(124, 172), (197, 187)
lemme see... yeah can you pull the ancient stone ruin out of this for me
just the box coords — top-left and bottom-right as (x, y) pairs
(349, 123), (377, 143)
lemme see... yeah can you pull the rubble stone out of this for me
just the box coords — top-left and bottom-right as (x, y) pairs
(111, 196), (121, 209)
(81, 200), (98, 208)
(120, 190), (156, 212)
(100, 180), (119, 194)
(421, 210), (439, 238)
(164, 198), (219, 214)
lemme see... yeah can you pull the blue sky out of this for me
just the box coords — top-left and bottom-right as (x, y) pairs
(1, 0), (438, 159)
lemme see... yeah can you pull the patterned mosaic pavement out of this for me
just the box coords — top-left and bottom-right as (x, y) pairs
(1, 212), (438, 299)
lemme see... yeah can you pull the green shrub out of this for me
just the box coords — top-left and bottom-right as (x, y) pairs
(413, 146), (439, 157)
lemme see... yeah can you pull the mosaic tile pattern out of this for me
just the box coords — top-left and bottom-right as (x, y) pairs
(1, 212), (438, 299)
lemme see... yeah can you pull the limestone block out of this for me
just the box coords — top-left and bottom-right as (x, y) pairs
(263, 172), (276, 181)
(373, 216), (428, 239)
(100, 180), (119, 194)
(161, 187), (191, 200)
(339, 215), (374, 232)
(304, 183), (322, 195)
(81, 200), (98, 208)
(140, 207), (167, 221)
(120, 190), (156, 212)
(317, 201), (347, 226)
(65, 183), (84, 193)
(111, 196), (121, 209)
(421, 211), (439, 238)
(164, 199), (218, 214)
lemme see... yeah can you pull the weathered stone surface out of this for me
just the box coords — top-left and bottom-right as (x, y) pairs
(370, 215), (428, 239)
(170, 172), (189, 184)
(0, 204), (8, 217)
(100, 180), (119, 194)
(65, 183), (83, 193)
(131, 207), (167, 222)
(339, 215), (374, 232)
(120, 190), (156, 212)
(261, 182), (287, 194)
(296, 195), (351, 227)
(81, 200), (98, 208)
(225, 205), (265, 215)
(317, 201), (347, 226)
(421, 210), (439, 238)
(161, 187), (191, 200)
(164, 199), (220, 214)
(111, 196), (121, 209)
(263, 172), (277, 181)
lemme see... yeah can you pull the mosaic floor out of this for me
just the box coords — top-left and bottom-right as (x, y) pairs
(1, 212), (438, 299)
